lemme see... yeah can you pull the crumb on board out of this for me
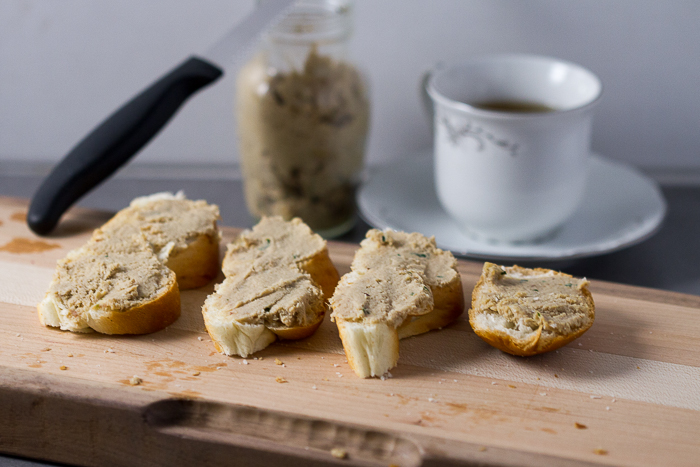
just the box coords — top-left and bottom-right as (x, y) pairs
(593, 448), (608, 455)
(508, 384), (516, 388)
(59, 366), (67, 370)
(67, 354), (73, 357)
(575, 423), (587, 429)
(330, 447), (347, 459)
(192, 371), (201, 377)
(478, 446), (487, 452)
(275, 358), (283, 365)
(42, 348), (51, 352)
(276, 376), (288, 383)
(129, 376), (142, 386)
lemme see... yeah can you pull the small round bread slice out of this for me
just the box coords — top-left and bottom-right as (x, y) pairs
(38, 231), (180, 335)
(469, 262), (595, 356)
(101, 191), (220, 289)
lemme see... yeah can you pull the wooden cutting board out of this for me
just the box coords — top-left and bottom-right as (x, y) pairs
(1, 196), (699, 467)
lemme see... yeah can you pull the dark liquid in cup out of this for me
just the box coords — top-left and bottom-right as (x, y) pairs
(470, 100), (556, 113)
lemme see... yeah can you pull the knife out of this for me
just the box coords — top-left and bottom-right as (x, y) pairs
(27, 0), (294, 235)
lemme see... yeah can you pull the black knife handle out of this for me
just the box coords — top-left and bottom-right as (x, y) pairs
(27, 55), (223, 235)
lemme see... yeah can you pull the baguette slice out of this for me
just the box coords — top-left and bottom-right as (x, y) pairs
(203, 216), (339, 357)
(222, 216), (339, 299)
(38, 231), (179, 335)
(331, 229), (464, 378)
(101, 191), (220, 289)
(469, 262), (595, 356)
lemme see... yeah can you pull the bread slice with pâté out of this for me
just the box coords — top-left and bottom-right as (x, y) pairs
(202, 216), (340, 357)
(468, 262), (595, 356)
(330, 229), (464, 378)
(100, 191), (220, 289)
(38, 230), (180, 334)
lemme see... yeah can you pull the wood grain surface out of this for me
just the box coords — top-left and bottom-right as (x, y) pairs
(0, 196), (699, 467)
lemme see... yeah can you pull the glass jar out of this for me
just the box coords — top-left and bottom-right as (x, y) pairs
(236, 0), (370, 238)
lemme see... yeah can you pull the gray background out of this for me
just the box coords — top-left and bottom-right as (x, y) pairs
(1, 0), (700, 180)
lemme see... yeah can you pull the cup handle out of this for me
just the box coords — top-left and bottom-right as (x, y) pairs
(420, 62), (443, 135)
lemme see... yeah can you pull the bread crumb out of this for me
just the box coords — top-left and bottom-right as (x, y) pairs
(192, 371), (201, 376)
(428, 397), (437, 403)
(198, 336), (204, 341)
(129, 376), (142, 386)
(275, 358), (283, 365)
(590, 395), (601, 399)
(312, 385), (317, 390)
(491, 382), (497, 385)
(605, 406), (610, 411)
(322, 378), (329, 381)
(508, 384), (516, 388)
(593, 448), (608, 455)
(333, 363), (340, 367)
(276, 376), (288, 383)
(554, 374), (559, 378)
(42, 347), (51, 352)
(330, 448), (347, 459)
(478, 446), (487, 452)
(540, 393), (547, 396)
(242, 359), (249, 365)
(67, 354), (73, 357)
(575, 423), (587, 429)
(59, 365), (67, 370)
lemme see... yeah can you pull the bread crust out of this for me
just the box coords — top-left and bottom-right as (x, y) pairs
(86, 275), (180, 335)
(166, 233), (220, 289)
(468, 264), (595, 356)
(297, 247), (340, 300)
(399, 277), (465, 339)
(270, 310), (326, 340)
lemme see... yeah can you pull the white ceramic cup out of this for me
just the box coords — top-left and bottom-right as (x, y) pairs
(426, 54), (602, 243)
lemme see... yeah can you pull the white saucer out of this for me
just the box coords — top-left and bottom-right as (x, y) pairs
(357, 152), (666, 262)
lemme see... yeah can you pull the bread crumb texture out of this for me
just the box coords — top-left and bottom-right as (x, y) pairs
(469, 262), (595, 356)
(330, 448), (348, 459)
(202, 217), (338, 357)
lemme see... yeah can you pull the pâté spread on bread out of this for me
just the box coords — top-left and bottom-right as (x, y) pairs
(469, 262), (595, 356)
(38, 192), (220, 335)
(331, 229), (464, 378)
(202, 216), (339, 358)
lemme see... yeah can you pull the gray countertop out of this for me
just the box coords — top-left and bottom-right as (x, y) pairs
(0, 171), (698, 467)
